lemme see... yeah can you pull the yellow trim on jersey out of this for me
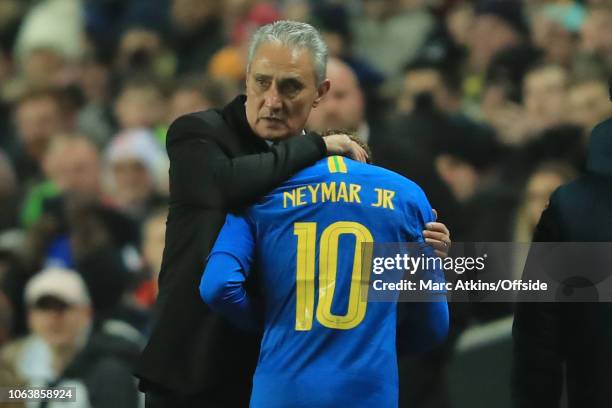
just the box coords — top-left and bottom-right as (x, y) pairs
(327, 156), (348, 174)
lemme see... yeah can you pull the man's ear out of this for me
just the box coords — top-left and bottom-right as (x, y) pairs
(313, 79), (331, 107)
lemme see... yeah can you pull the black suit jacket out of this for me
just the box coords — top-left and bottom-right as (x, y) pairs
(512, 118), (612, 408)
(134, 95), (326, 402)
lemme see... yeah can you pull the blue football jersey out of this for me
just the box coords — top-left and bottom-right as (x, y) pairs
(204, 156), (441, 408)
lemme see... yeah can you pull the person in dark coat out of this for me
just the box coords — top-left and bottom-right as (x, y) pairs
(512, 114), (612, 407)
(135, 20), (451, 408)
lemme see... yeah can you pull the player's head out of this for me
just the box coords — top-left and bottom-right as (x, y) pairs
(306, 57), (364, 133)
(245, 21), (331, 141)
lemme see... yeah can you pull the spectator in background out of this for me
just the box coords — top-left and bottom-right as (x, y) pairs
(17, 46), (69, 91)
(21, 135), (102, 228)
(568, 77), (612, 132)
(116, 24), (175, 81)
(470, 0), (530, 73)
(43, 136), (102, 201)
(11, 88), (76, 184)
(580, 5), (612, 70)
(398, 59), (463, 115)
(113, 78), (168, 134)
(512, 161), (577, 243)
(531, 2), (584, 68)
(170, 0), (225, 75)
(480, 46), (542, 142)
(484, 63), (571, 148)
(312, 3), (384, 94)
(464, 0), (531, 104)
(351, 0), (435, 79)
(446, 1), (474, 50)
(306, 57), (368, 142)
(435, 138), (490, 205)
(522, 64), (570, 138)
(81, 0), (168, 58)
(104, 129), (168, 222)
(167, 76), (235, 125)
(11, 0), (83, 93)
(13, 0), (84, 66)
(0, 267), (139, 408)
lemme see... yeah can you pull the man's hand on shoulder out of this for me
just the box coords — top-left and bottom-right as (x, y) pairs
(323, 133), (368, 163)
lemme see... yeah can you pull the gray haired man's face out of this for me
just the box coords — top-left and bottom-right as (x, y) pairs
(245, 42), (330, 140)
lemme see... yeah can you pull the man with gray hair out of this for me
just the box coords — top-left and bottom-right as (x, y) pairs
(135, 20), (450, 407)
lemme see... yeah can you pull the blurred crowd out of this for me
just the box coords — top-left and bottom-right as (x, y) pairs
(0, 0), (610, 406)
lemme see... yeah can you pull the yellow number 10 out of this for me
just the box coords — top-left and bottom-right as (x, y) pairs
(294, 221), (373, 331)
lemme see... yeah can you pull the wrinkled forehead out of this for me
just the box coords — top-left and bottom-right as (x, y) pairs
(248, 41), (318, 85)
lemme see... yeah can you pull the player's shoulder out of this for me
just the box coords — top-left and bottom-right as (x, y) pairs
(348, 159), (427, 196)
(277, 156), (428, 200)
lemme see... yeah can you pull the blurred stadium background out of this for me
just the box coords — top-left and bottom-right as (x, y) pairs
(0, 0), (609, 407)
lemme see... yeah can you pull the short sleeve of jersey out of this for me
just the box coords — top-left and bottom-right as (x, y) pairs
(209, 213), (255, 274)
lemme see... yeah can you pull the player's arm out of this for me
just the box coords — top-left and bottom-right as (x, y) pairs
(396, 251), (449, 354)
(397, 186), (450, 355)
(168, 114), (365, 210)
(199, 213), (260, 332)
(396, 300), (449, 355)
